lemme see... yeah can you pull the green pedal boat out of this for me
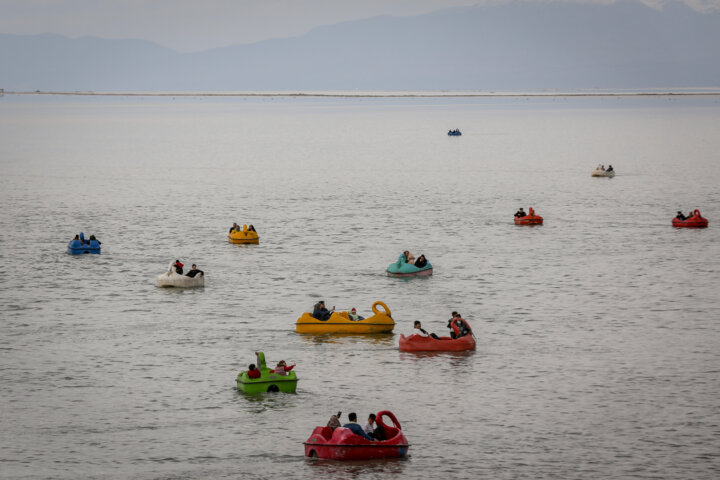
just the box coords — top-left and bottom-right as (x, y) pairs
(236, 352), (299, 394)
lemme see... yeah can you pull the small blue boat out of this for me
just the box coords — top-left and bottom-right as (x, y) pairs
(68, 232), (101, 255)
(386, 255), (433, 277)
(447, 129), (462, 136)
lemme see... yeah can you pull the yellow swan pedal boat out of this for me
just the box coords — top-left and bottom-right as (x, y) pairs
(296, 301), (395, 334)
(228, 224), (259, 244)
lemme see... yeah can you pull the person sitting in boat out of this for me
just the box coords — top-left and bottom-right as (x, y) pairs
(676, 211), (687, 221)
(363, 413), (376, 436)
(229, 222), (239, 234)
(514, 208), (526, 218)
(327, 411), (342, 430)
(343, 412), (374, 441)
(363, 413), (382, 439)
(173, 260), (184, 275)
(348, 307), (365, 321)
(413, 320), (440, 339)
(312, 301), (334, 321)
(606, 165), (614, 172)
(73, 234), (80, 241)
(447, 312), (472, 339)
(402, 250), (415, 264)
(528, 207), (536, 217)
(248, 224), (256, 232)
(88, 234), (101, 244)
(186, 264), (204, 278)
(414, 255), (428, 268)
(271, 360), (295, 376)
(247, 363), (261, 379)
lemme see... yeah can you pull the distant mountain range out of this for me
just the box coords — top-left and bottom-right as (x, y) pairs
(1, 1), (719, 91)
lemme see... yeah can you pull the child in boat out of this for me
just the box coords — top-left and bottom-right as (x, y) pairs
(271, 360), (295, 376)
(247, 364), (261, 379)
(173, 260), (184, 275)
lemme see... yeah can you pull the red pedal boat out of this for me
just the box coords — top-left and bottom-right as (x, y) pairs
(672, 209), (708, 228)
(514, 207), (543, 225)
(399, 333), (475, 352)
(304, 410), (410, 460)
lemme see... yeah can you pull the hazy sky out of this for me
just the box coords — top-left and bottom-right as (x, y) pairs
(1, 0), (719, 52)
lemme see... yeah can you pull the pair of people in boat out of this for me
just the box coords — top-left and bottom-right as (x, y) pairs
(72, 233), (101, 245)
(413, 312), (472, 340)
(327, 412), (383, 441)
(247, 352), (295, 379)
(515, 207), (536, 218)
(229, 223), (257, 234)
(448, 129), (461, 134)
(596, 164), (614, 172)
(172, 260), (204, 277)
(312, 301), (364, 321)
(676, 210), (698, 221)
(401, 251), (428, 268)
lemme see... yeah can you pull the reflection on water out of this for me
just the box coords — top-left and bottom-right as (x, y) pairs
(306, 456), (409, 477)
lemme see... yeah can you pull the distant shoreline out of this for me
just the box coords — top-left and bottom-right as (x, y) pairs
(3, 90), (720, 98)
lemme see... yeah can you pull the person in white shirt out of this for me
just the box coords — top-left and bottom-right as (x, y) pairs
(413, 321), (440, 339)
(363, 413), (377, 437)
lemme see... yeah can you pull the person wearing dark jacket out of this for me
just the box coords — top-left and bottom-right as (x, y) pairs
(186, 264), (204, 278)
(312, 301), (334, 321)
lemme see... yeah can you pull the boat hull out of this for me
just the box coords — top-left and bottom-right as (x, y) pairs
(236, 371), (298, 394)
(399, 334), (475, 352)
(156, 271), (205, 288)
(387, 268), (433, 277)
(591, 169), (615, 177)
(228, 231), (259, 244)
(67, 240), (101, 255)
(296, 301), (394, 334)
(514, 215), (543, 225)
(386, 260), (433, 277)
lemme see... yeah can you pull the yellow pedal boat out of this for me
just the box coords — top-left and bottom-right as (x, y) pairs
(296, 301), (395, 334)
(228, 224), (259, 244)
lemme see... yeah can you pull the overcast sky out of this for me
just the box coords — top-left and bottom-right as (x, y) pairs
(1, 0), (718, 52)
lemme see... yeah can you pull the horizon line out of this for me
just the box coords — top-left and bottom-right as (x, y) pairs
(4, 89), (720, 98)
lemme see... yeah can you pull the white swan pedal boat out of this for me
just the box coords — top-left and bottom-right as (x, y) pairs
(591, 168), (615, 177)
(156, 262), (205, 288)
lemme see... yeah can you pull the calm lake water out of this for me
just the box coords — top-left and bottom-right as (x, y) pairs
(1, 94), (719, 479)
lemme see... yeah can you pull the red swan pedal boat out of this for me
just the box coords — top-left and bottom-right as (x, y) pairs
(672, 209), (708, 228)
(514, 207), (543, 225)
(304, 410), (410, 460)
(399, 333), (476, 352)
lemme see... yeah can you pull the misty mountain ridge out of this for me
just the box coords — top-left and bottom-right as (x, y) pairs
(1, 1), (719, 91)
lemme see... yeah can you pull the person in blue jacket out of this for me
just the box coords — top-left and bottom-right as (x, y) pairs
(343, 412), (374, 441)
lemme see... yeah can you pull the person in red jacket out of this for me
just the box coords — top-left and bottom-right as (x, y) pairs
(271, 360), (295, 376)
(247, 364), (261, 378)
